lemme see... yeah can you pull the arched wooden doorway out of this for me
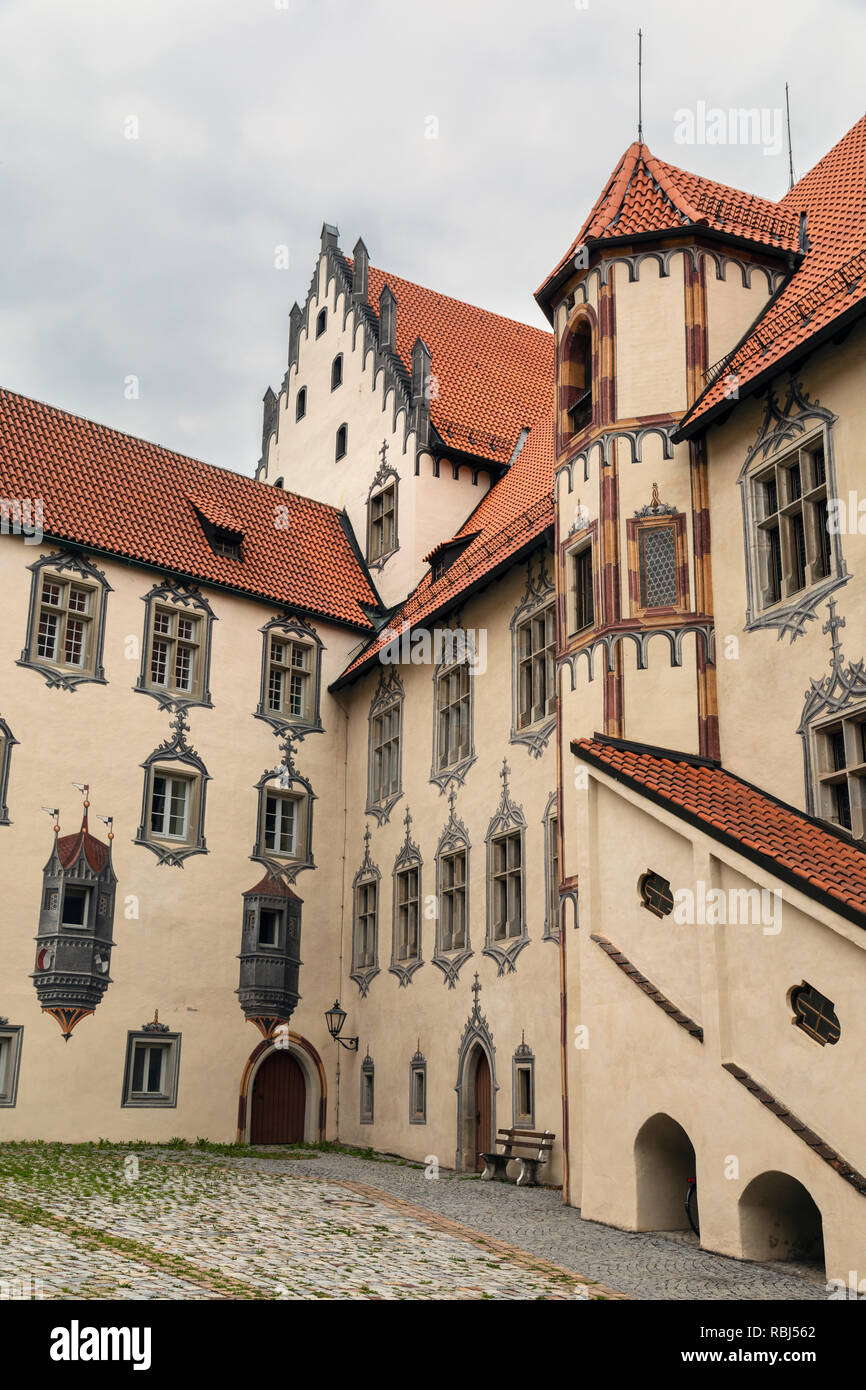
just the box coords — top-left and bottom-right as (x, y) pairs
(250, 1050), (306, 1144)
(472, 1048), (493, 1172)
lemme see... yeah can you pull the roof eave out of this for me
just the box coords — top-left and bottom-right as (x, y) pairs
(572, 737), (866, 933)
(330, 523), (554, 692)
(674, 294), (866, 442)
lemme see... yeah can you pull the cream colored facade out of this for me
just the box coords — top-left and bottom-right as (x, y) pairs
(3, 150), (866, 1291)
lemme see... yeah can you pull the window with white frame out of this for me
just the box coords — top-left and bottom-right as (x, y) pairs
(148, 607), (202, 699)
(122, 1031), (181, 1108)
(261, 790), (302, 858)
(267, 637), (313, 722)
(516, 605), (555, 729)
(34, 575), (95, 670)
(150, 772), (193, 841)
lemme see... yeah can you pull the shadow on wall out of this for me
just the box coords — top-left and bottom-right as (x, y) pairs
(739, 1171), (824, 1271)
(634, 1112), (699, 1234)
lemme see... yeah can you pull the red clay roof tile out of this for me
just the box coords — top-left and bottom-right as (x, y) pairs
(574, 735), (866, 928)
(0, 389), (378, 630)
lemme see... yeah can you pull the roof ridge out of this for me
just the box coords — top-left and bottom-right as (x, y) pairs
(366, 263), (552, 340)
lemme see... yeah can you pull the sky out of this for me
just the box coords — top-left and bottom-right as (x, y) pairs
(1, 0), (864, 475)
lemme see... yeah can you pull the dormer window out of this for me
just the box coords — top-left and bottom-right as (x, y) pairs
(211, 527), (242, 560)
(295, 388), (307, 421)
(335, 424), (348, 461)
(331, 354), (343, 390)
(316, 308), (327, 338)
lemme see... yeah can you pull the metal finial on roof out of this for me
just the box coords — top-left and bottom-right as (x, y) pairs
(637, 29), (643, 144)
(785, 82), (795, 191)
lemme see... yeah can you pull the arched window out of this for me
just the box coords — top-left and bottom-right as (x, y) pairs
(315, 308), (327, 338)
(331, 354), (343, 390)
(335, 424), (348, 461)
(295, 387), (307, 422)
(273, 477), (284, 489)
(565, 319), (593, 435)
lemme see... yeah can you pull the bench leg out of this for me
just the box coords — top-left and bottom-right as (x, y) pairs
(480, 1153), (511, 1182)
(516, 1157), (544, 1187)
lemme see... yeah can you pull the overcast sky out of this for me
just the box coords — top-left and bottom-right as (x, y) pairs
(1, 0), (863, 475)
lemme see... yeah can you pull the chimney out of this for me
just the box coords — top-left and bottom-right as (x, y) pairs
(353, 238), (369, 304)
(379, 283), (397, 352)
(287, 303), (302, 370)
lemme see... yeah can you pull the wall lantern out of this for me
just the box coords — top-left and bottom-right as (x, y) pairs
(325, 999), (359, 1051)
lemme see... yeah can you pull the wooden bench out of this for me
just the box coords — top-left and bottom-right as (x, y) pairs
(480, 1129), (555, 1187)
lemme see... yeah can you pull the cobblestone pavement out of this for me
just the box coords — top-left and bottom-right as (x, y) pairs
(195, 1149), (826, 1302)
(0, 1147), (605, 1301)
(0, 1145), (826, 1301)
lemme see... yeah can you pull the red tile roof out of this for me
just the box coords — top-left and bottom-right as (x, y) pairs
(0, 389), (377, 630)
(681, 113), (866, 431)
(243, 873), (302, 901)
(335, 416), (555, 683)
(365, 265), (553, 464)
(537, 141), (800, 305)
(574, 735), (866, 930)
(56, 813), (110, 873)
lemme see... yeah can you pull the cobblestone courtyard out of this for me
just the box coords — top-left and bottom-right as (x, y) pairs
(0, 1144), (826, 1301)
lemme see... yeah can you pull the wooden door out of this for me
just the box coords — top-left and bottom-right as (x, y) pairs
(250, 1051), (306, 1144)
(474, 1050), (492, 1172)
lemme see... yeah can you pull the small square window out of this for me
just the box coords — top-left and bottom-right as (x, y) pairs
(61, 885), (90, 928)
(259, 907), (282, 947)
(122, 1032), (181, 1108)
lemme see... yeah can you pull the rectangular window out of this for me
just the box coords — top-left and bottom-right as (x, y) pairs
(360, 1066), (374, 1123)
(516, 1065), (532, 1123)
(395, 867), (419, 961)
(263, 793), (298, 857)
(259, 908), (281, 947)
(410, 1067), (426, 1123)
(267, 638), (312, 722)
(61, 885), (90, 928)
(814, 708), (866, 837)
(638, 525), (678, 608)
(437, 662), (471, 770)
(33, 576), (95, 670)
(491, 832), (523, 941)
(355, 881), (377, 968)
(370, 703), (401, 804)
(547, 814), (559, 935)
(570, 545), (594, 635)
(0, 1027), (23, 1107)
(440, 850), (467, 951)
(150, 773), (192, 840)
(122, 1032), (181, 1108)
(754, 440), (830, 610)
(517, 605), (556, 729)
(369, 484), (397, 562)
(148, 608), (201, 697)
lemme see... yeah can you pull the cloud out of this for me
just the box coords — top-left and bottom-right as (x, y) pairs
(0, 0), (863, 473)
